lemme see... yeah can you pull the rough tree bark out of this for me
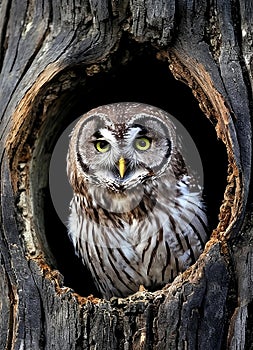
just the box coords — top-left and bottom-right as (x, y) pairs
(0, 1), (252, 349)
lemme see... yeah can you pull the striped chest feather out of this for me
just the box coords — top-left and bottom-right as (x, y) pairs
(68, 176), (208, 299)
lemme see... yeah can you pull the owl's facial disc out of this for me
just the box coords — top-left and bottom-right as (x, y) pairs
(73, 113), (173, 195)
(86, 121), (172, 192)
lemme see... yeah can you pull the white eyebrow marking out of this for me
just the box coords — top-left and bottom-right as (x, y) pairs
(99, 128), (117, 143)
(126, 126), (143, 143)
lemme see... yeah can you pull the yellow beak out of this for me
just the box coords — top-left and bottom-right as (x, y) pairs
(118, 157), (126, 178)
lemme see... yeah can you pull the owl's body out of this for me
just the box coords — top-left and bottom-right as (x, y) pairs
(67, 103), (208, 299)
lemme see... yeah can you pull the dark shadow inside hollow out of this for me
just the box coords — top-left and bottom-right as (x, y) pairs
(44, 45), (227, 297)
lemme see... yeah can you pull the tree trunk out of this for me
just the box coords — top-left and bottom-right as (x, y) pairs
(0, 1), (252, 349)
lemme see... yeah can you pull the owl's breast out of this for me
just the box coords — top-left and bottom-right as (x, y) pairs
(87, 181), (155, 215)
(68, 178), (208, 298)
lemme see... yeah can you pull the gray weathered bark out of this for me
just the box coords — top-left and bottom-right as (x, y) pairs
(0, 0), (252, 349)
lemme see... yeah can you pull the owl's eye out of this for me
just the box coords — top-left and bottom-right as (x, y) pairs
(95, 140), (111, 153)
(134, 137), (151, 151)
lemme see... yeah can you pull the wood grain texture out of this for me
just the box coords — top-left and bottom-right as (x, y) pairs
(0, 0), (252, 349)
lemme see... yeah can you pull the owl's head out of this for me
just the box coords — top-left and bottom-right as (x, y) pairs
(66, 103), (184, 198)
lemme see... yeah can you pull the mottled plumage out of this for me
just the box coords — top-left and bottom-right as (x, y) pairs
(67, 102), (208, 299)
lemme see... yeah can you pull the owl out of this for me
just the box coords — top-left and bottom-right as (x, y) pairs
(67, 102), (208, 299)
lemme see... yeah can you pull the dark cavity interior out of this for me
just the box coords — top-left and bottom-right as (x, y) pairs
(45, 45), (227, 297)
